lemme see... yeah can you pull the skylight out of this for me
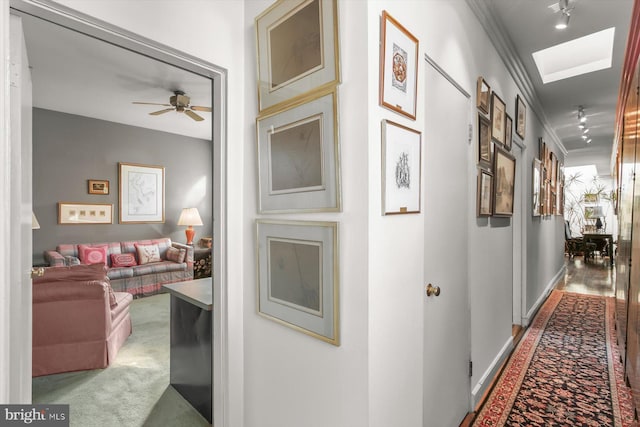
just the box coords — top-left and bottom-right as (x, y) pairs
(532, 27), (615, 84)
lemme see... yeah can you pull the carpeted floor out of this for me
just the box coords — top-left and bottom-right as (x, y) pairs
(473, 290), (636, 427)
(32, 293), (210, 427)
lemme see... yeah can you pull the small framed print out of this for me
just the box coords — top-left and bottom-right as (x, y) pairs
(88, 179), (109, 195)
(382, 119), (421, 215)
(476, 77), (491, 114)
(255, 0), (340, 113)
(477, 169), (493, 217)
(380, 10), (419, 120)
(504, 114), (513, 151)
(256, 219), (339, 346)
(478, 114), (492, 167)
(491, 92), (506, 145)
(493, 146), (516, 217)
(516, 94), (526, 139)
(58, 202), (113, 224)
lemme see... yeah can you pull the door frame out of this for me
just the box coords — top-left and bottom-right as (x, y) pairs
(3, 1), (231, 425)
(512, 139), (525, 327)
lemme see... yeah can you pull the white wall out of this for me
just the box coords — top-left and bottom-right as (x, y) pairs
(243, 1), (370, 426)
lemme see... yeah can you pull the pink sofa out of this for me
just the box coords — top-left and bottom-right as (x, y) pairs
(32, 264), (132, 377)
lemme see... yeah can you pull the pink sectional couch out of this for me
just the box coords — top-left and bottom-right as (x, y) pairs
(43, 238), (194, 297)
(32, 263), (132, 377)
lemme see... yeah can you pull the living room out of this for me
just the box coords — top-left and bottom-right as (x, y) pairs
(24, 10), (215, 425)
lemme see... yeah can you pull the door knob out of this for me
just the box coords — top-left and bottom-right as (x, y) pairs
(426, 283), (440, 297)
(31, 267), (45, 279)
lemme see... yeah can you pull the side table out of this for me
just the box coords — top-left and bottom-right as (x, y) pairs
(193, 247), (212, 279)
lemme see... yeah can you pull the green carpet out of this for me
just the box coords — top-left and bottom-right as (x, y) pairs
(32, 293), (210, 427)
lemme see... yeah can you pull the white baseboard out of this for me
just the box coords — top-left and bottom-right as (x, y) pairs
(471, 336), (514, 408)
(522, 264), (566, 327)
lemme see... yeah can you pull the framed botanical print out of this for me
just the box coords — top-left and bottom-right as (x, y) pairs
(504, 114), (513, 151)
(491, 92), (506, 146)
(257, 88), (340, 213)
(493, 146), (516, 217)
(119, 162), (165, 223)
(516, 94), (526, 139)
(255, 0), (340, 113)
(477, 169), (493, 217)
(256, 219), (339, 346)
(476, 76), (491, 114)
(478, 114), (492, 167)
(381, 119), (422, 215)
(379, 10), (419, 120)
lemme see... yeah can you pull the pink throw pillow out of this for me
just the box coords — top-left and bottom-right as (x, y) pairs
(111, 253), (137, 268)
(78, 244), (108, 265)
(165, 247), (186, 263)
(135, 244), (161, 265)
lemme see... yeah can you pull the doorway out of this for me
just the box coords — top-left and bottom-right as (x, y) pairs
(7, 1), (228, 424)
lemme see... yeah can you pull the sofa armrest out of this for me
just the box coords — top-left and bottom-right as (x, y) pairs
(44, 250), (65, 267)
(172, 242), (194, 278)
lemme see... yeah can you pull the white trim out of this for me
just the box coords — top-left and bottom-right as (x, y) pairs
(0, 0), (11, 403)
(471, 336), (514, 408)
(522, 264), (566, 327)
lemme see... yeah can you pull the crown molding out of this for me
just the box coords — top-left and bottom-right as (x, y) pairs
(466, 0), (568, 157)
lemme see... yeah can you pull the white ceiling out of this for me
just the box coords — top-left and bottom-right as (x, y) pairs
(20, 13), (213, 141)
(480, 0), (634, 176)
(20, 1), (634, 175)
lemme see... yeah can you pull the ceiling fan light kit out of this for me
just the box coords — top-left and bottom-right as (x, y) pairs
(133, 90), (211, 122)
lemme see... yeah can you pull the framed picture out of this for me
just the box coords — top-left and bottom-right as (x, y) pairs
(381, 119), (421, 215)
(493, 146), (516, 217)
(516, 94), (526, 139)
(257, 88), (340, 213)
(256, 219), (339, 346)
(58, 202), (113, 224)
(478, 114), (492, 167)
(477, 169), (493, 217)
(88, 179), (109, 195)
(119, 162), (165, 223)
(255, 0), (340, 113)
(504, 114), (513, 151)
(476, 76), (491, 114)
(379, 10), (419, 120)
(533, 159), (542, 217)
(490, 92), (506, 145)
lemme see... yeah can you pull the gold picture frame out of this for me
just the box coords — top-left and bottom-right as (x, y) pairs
(477, 169), (493, 217)
(255, 0), (340, 114)
(256, 219), (340, 346)
(58, 202), (113, 224)
(493, 146), (516, 217)
(88, 179), (109, 195)
(516, 94), (526, 139)
(476, 76), (491, 114)
(490, 92), (506, 146)
(379, 10), (419, 120)
(119, 162), (165, 224)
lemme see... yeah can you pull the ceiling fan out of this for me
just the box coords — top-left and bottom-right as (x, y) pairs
(133, 90), (211, 122)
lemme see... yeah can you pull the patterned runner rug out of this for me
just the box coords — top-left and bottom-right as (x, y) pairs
(473, 290), (637, 426)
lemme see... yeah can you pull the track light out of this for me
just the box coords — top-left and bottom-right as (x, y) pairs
(586, 138), (592, 144)
(556, 0), (571, 30)
(578, 106), (587, 123)
(583, 128), (589, 134)
(581, 135), (588, 140)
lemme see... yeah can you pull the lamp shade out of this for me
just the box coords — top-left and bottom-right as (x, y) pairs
(32, 212), (41, 230)
(177, 208), (203, 226)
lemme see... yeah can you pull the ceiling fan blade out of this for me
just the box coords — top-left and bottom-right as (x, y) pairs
(190, 105), (212, 112)
(133, 102), (172, 106)
(150, 108), (174, 116)
(185, 109), (205, 122)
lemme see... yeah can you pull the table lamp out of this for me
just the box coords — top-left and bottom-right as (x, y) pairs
(177, 208), (203, 245)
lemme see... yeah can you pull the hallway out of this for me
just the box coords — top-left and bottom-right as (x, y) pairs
(465, 254), (636, 426)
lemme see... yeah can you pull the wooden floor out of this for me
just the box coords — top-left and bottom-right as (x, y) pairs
(459, 254), (614, 426)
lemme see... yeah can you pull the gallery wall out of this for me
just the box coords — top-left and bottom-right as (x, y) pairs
(32, 108), (213, 264)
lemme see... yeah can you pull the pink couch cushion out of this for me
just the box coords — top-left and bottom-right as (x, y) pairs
(78, 244), (108, 265)
(111, 253), (137, 267)
(135, 243), (161, 264)
(165, 246), (186, 263)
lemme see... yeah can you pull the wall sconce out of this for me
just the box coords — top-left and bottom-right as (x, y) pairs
(177, 207), (203, 245)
